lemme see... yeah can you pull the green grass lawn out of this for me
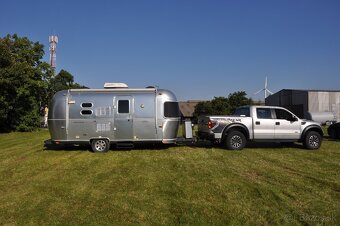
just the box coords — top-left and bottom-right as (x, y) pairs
(0, 130), (339, 225)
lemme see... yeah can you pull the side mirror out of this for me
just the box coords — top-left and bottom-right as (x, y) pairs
(289, 115), (298, 122)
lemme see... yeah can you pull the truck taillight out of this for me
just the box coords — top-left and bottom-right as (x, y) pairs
(208, 120), (216, 129)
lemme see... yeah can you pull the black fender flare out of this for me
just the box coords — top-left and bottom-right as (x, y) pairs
(301, 125), (323, 141)
(222, 123), (250, 140)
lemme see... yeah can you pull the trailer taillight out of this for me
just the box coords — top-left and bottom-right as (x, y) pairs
(208, 120), (216, 129)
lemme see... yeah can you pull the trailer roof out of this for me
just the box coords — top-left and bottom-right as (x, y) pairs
(70, 88), (157, 92)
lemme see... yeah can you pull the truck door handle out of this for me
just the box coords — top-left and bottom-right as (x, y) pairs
(255, 121), (260, 125)
(276, 122), (280, 125)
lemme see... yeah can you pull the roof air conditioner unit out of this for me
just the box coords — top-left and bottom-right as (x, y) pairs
(104, 83), (128, 89)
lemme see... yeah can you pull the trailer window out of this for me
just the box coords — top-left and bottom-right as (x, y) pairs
(164, 102), (180, 118)
(81, 110), (93, 115)
(81, 103), (93, 108)
(118, 100), (129, 113)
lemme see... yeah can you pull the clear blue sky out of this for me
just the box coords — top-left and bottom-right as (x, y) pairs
(1, 0), (339, 101)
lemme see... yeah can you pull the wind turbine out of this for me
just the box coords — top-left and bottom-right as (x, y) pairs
(254, 77), (273, 100)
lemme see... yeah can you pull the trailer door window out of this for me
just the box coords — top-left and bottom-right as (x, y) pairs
(164, 102), (180, 118)
(118, 100), (129, 113)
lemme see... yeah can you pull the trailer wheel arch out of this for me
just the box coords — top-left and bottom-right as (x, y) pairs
(90, 138), (110, 153)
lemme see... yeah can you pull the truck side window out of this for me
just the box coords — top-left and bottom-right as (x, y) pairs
(256, 108), (272, 119)
(233, 107), (250, 117)
(118, 100), (129, 113)
(275, 109), (293, 120)
(164, 102), (180, 118)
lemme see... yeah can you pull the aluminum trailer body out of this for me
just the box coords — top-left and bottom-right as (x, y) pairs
(48, 87), (180, 152)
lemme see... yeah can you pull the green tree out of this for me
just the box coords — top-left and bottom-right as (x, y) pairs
(0, 34), (52, 132)
(194, 101), (213, 116)
(46, 69), (87, 107)
(227, 91), (253, 113)
(50, 69), (86, 93)
(193, 91), (253, 118)
(211, 96), (230, 115)
(0, 34), (87, 132)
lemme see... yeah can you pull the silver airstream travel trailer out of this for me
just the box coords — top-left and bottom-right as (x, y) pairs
(48, 83), (180, 152)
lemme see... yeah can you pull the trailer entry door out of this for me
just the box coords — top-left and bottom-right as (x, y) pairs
(114, 96), (133, 140)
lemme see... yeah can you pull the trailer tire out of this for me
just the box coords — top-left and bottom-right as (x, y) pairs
(303, 131), (322, 150)
(225, 131), (246, 150)
(91, 139), (109, 153)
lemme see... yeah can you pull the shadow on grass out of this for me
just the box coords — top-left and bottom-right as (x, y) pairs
(246, 141), (304, 150)
(44, 139), (173, 153)
(324, 136), (340, 142)
(178, 139), (320, 151)
(44, 143), (90, 152)
(44, 136), (335, 153)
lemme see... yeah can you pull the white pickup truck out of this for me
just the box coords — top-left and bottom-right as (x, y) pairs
(197, 105), (323, 150)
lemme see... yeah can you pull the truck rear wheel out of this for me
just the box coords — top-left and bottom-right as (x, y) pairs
(225, 131), (246, 150)
(91, 139), (109, 153)
(303, 131), (322, 150)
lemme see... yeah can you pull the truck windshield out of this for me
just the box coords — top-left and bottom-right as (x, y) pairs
(164, 102), (180, 118)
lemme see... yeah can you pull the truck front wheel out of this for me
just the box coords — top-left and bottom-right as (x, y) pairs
(91, 139), (109, 153)
(303, 131), (322, 150)
(225, 131), (246, 150)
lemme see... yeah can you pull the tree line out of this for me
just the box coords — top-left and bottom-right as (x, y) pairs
(193, 91), (254, 119)
(0, 34), (86, 132)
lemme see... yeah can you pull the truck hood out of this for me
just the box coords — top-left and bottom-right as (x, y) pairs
(302, 119), (322, 126)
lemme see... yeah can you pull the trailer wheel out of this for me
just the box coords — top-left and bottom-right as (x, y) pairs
(91, 139), (109, 153)
(225, 131), (246, 150)
(303, 131), (322, 150)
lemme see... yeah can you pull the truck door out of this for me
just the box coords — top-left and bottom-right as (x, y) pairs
(114, 96), (133, 140)
(253, 107), (275, 139)
(274, 108), (301, 139)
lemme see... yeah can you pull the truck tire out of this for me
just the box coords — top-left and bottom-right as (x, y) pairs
(303, 131), (322, 150)
(225, 131), (246, 150)
(91, 139), (109, 153)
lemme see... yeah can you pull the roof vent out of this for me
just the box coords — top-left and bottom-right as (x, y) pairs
(104, 83), (128, 89)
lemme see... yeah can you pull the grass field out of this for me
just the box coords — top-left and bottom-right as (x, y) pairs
(0, 129), (339, 225)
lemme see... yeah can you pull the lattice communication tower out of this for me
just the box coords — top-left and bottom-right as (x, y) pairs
(49, 35), (58, 71)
